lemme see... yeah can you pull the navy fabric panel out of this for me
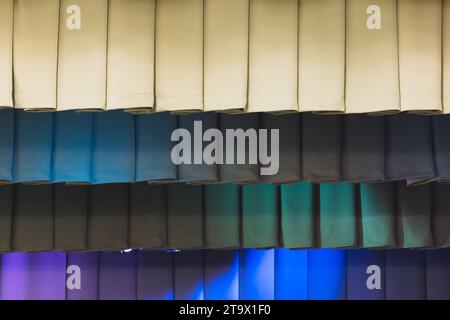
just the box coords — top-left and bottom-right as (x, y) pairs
(302, 113), (342, 182)
(219, 113), (260, 183)
(386, 113), (436, 183)
(204, 250), (239, 300)
(54, 184), (88, 251)
(13, 110), (53, 183)
(342, 115), (385, 182)
(274, 249), (308, 300)
(166, 184), (204, 249)
(426, 249), (450, 300)
(346, 249), (385, 300)
(52, 111), (93, 183)
(260, 113), (301, 183)
(129, 183), (167, 249)
(385, 249), (427, 300)
(432, 115), (450, 181)
(66, 252), (99, 300)
(432, 183), (450, 247)
(135, 112), (177, 183)
(239, 249), (275, 300)
(0, 109), (13, 182)
(91, 110), (135, 184)
(0, 185), (12, 252)
(0, 252), (66, 300)
(308, 249), (346, 300)
(12, 184), (54, 252)
(178, 112), (219, 183)
(137, 251), (173, 300)
(98, 251), (137, 300)
(174, 251), (204, 300)
(397, 182), (434, 248)
(87, 184), (129, 251)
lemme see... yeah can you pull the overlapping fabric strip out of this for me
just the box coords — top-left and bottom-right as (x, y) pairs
(2, 0), (450, 113)
(0, 181), (449, 252)
(0, 248), (449, 300)
(1, 110), (448, 185)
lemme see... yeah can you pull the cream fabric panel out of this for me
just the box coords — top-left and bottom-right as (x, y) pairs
(443, 0), (450, 113)
(155, 0), (203, 113)
(346, 0), (400, 114)
(107, 0), (155, 113)
(398, 0), (442, 114)
(248, 0), (298, 112)
(57, 0), (108, 111)
(204, 0), (248, 112)
(0, 0), (13, 109)
(14, 0), (60, 111)
(298, 0), (345, 113)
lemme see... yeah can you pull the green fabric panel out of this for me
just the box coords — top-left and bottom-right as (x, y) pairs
(432, 183), (450, 247)
(319, 182), (357, 248)
(166, 184), (204, 249)
(204, 184), (240, 248)
(242, 183), (279, 248)
(397, 182), (434, 248)
(280, 182), (314, 248)
(360, 182), (397, 248)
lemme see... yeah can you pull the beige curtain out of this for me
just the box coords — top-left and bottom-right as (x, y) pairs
(107, 0), (155, 113)
(248, 0), (298, 113)
(346, 0), (400, 114)
(155, 0), (203, 113)
(298, 0), (345, 113)
(204, 0), (248, 112)
(57, 0), (108, 111)
(398, 0), (442, 114)
(443, 0), (450, 113)
(14, 0), (59, 111)
(0, 0), (13, 109)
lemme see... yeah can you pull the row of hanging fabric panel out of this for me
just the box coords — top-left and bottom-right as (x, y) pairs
(2, 109), (450, 185)
(0, 181), (449, 252)
(1, 0), (450, 114)
(0, 248), (449, 300)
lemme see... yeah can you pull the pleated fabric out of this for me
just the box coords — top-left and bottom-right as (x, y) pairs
(52, 111), (93, 184)
(177, 113), (219, 183)
(298, 0), (345, 113)
(0, 182), (450, 252)
(13, 0), (59, 111)
(342, 115), (386, 182)
(398, 0), (442, 114)
(242, 184), (279, 249)
(432, 115), (450, 181)
(0, 0), (13, 109)
(443, 0), (450, 114)
(155, 0), (203, 113)
(302, 114), (342, 182)
(0, 248), (448, 300)
(106, 0), (155, 112)
(135, 112), (178, 183)
(203, 0), (248, 112)
(346, 0), (400, 114)
(319, 183), (357, 248)
(0, 110), (13, 183)
(248, 0), (298, 113)
(13, 111), (53, 184)
(57, 0), (108, 111)
(386, 113), (436, 185)
(204, 184), (240, 249)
